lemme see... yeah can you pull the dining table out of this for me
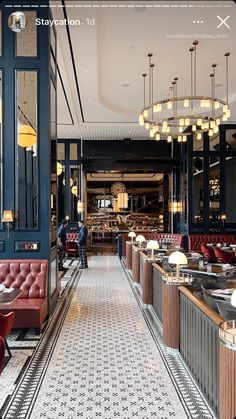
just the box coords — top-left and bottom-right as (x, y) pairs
(0, 288), (22, 305)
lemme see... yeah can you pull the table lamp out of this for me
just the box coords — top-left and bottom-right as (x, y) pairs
(146, 240), (159, 260)
(128, 231), (136, 243)
(168, 251), (188, 279)
(136, 234), (146, 248)
(2, 210), (14, 238)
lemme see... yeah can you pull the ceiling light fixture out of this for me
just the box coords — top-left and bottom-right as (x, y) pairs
(139, 42), (230, 142)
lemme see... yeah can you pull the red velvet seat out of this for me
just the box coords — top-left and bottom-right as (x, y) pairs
(0, 336), (5, 374)
(213, 247), (236, 264)
(66, 241), (79, 257)
(200, 244), (216, 263)
(121, 233), (184, 256)
(0, 312), (15, 357)
(188, 234), (236, 252)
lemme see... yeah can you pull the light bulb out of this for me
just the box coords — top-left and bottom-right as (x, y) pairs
(179, 127), (183, 133)
(197, 132), (202, 140)
(156, 133), (160, 141)
(184, 99), (189, 108)
(143, 109), (148, 117)
(153, 125), (159, 133)
(200, 99), (206, 108)
(177, 135), (182, 143)
(210, 121), (216, 129)
(150, 129), (155, 138)
(197, 118), (202, 126)
(162, 127), (166, 133)
(179, 119), (184, 126)
(223, 114), (227, 122)
(208, 129), (213, 137)
(205, 100), (210, 108)
(192, 125), (197, 132)
(203, 122), (209, 130)
(213, 126), (219, 134)
(163, 121), (168, 128)
(166, 127), (170, 133)
(145, 122), (150, 129)
(139, 114), (144, 126)
(216, 118), (221, 125)
(214, 101), (220, 110)
(223, 104), (228, 113)
(167, 101), (173, 110)
(153, 104), (158, 113)
(182, 135), (187, 142)
(226, 109), (231, 118)
(157, 103), (162, 112)
(185, 118), (190, 126)
(167, 135), (172, 142)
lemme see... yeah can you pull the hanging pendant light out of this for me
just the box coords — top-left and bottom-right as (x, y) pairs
(57, 162), (63, 176)
(18, 124), (36, 148)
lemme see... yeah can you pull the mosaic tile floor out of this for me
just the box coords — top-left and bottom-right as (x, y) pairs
(0, 256), (215, 419)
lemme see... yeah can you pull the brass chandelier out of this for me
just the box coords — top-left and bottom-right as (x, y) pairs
(139, 41), (231, 143)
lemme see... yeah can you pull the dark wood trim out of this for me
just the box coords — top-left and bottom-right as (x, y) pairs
(219, 342), (236, 419)
(142, 259), (153, 305)
(125, 241), (132, 269)
(131, 246), (140, 283)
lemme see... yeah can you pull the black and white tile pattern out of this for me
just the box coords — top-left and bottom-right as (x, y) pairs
(1, 256), (216, 419)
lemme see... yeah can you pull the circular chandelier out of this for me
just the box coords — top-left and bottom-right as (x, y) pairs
(139, 41), (231, 143)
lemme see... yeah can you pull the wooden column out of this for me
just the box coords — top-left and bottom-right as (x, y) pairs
(125, 241), (133, 269)
(162, 283), (180, 349)
(132, 246), (140, 283)
(219, 342), (236, 419)
(142, 259), (153, 305)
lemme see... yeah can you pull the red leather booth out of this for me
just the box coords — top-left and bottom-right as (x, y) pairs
(0, 260), (48, 330)
(188, 235), (236, 252)
(121, 233), (184, 257)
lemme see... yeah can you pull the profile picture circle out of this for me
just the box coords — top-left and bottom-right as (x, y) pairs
(8, 12), (27, 32)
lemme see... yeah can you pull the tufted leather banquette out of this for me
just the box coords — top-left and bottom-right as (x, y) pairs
(0, 260), (48, 330)
(188, 235), (236, 252)
(66, 233), (78, 242)
(121, 233), (185, 257)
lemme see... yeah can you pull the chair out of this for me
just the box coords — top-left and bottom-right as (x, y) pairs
(66, 241), (79, 258)
(201, 282), (222, 312)
(0, 312), (15, 357)
(0, 337), (5, 374)
(200, 243), (216, 263)
(213, 247), (236, 264)
(215, 300), (236, 321)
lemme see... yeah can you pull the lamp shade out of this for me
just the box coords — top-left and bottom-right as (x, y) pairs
(2, 210), (14, 222)
(77, 201), (85, 213)
(168, 251), (187, 265)
(57, 162), (63, 176)
(146, 240), (159, 250)
(231, 290), (236, 307)
(71, 186), (78, 196)
(117, 192), (128, 209)
(128, 232), (136, 238)
(18, 124), (36, 148)
(136, 235), (146, 243)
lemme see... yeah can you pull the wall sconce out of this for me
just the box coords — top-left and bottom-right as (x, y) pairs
(2, 210), (14, 238)
(221, 214), (227, 226)
(65, 215), (70, 221)
(169, 199), (182, 214)
(77, 201), (85, 213)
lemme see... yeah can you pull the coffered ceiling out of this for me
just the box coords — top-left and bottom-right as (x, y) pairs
(51, 0), (236, 140)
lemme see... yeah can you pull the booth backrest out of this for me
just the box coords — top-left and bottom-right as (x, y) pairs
(188, 235), (236, 252)
(66, 233), (78, 242)
(121, 233), (185, 256)
(0, 260), (48, 299)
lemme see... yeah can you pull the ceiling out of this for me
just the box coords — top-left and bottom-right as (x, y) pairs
(87, 173), (163, 182)
(51, 0), (236, 140)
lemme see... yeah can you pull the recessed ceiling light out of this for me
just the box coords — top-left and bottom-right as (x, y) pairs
(85, 69), (88, 73)
(215, 83), (222, 88)
(122, 83), (130, 87)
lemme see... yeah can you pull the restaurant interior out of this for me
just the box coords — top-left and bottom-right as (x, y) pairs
(0, 1), (236, 418)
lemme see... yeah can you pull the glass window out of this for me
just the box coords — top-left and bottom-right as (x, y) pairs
(50, 79), (57, 246)
(50, 26), (56, 76)
(225, 157), (236, 223)
(209, 157), (220, 224)
(58, 143), (65, 160)
(193, 132), (203, 151)
(70, 166), (79, 221)
(70, 143), (77, 160)
(16, 11), (37, 57)
(225, 129), (236, 151)
(0, 72), (2, 228)
(16, 71), (38, 229)
(192, 157), (204, 223)
(209, 133), (220, 151)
